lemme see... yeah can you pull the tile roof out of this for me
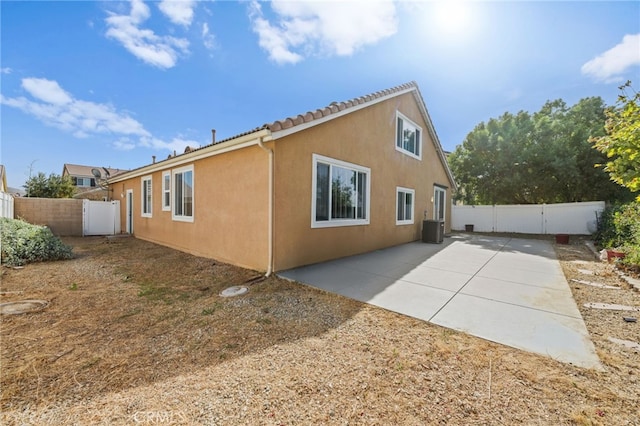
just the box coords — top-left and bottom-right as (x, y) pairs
(63, 163), (127, 178)
(265, 81), (418, 132)
(109, 81), (456, 189)
(162, 81), (418, 159)
(155, 81), (419, 155)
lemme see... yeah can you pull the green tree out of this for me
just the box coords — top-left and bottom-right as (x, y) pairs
(592, 81), (640, 199)
(449, 97), (632, 204)
(24, 172), (75, 198)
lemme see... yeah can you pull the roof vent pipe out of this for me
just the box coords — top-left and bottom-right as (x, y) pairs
(152, 155), (156, 164)
(211, 129), (216, 144)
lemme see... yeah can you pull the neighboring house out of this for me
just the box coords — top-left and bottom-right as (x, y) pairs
(62, 164), (127, 200)
(109, 82), (457, 273)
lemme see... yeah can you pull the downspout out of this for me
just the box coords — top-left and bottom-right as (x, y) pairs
(257, 136), (274, 277)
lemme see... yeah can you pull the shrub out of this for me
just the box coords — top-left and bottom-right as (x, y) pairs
(0, 218), (74, 266)
(595, 202), (640, 247)
(595, 202), (640, 268)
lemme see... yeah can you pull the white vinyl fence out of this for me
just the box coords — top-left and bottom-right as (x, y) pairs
(1, 192), (14, 218)
(83, 200), (120, 236)
(452, 201), (605, 235)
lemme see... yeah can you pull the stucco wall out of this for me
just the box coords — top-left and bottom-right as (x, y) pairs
(14, 198), (83, 236)
(112, 146), (270, 271)
(108, 92), (454, 272)
(272, 92), (453, 271)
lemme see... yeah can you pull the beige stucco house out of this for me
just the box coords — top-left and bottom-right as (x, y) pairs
(109, 82), (456, 273)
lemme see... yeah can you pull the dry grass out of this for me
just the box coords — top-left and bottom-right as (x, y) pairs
(1, 235), (639, 425)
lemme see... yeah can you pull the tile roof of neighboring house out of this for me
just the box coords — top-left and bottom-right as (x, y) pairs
(63, 163), (128, 179)
(110, 81), (456, 189)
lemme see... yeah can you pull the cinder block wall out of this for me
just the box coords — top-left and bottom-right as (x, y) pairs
(14, 198), (83, 236)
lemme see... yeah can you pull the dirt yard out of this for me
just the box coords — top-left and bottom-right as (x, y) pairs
(1, 235), (638, 425)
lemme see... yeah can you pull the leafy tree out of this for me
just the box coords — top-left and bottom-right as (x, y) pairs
(24, 172), (75, 198)
(449, 97), (632, 204)
(591, 81), (640, 199)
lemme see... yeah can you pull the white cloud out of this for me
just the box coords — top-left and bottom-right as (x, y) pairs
(581, 34), (640, 83)
(202, 22), (216, 51)
(141, 136), (199, 153)
(248, 0), (397, 65)
(1, 77), (200, 154)
(105, 0), (189, 69)
(22, 78), (73, 105)
(1, 67), (12, 74)
(113, 138), (137, 151)
(2, 78), (149, 138)
(158, 0), (195, 27)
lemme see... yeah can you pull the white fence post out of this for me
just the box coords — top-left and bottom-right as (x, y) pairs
(0, 192), (14, 219)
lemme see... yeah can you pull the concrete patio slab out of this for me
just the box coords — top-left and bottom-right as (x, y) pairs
(279, 234), (601, 369)
(459, 276), (583, 317)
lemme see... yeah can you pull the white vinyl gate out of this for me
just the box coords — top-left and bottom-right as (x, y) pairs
(451, 201), (605, 235)
(82, 200), (121, 236)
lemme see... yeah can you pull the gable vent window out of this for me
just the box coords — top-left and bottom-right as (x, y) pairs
(396, 112), (422, 160)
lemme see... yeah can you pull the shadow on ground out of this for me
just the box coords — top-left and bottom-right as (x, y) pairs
(0, 237), (363, 410)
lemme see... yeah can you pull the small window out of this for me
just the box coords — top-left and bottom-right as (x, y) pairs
(172, 165), (194, 222)
(312, 154), (370, 228)
(141, 175), (152, 218)
(396, 187), (415, 225)
(73, 177), (95, 187)
(396, 112), (422, 159)
(162, 172), (171, 211)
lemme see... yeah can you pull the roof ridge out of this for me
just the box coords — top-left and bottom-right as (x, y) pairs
(266, 81), (418, 132)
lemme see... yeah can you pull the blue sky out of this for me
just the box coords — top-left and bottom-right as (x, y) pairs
(1, 0), (639, 189)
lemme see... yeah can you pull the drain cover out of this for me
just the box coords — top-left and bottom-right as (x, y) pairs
(220, 286), (248, 297)
(0, 300), (49, 315)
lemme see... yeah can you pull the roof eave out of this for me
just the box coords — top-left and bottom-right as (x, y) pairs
(410, 88), (458, 191)
(108, 128), (273, 184)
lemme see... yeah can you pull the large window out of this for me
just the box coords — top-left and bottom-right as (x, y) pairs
(396, 112), (422, 159)
(141, 175), (152, 218)
(162, 171), (171, 211)
(172, 166), (194, 222)
(396, 187), (415, 225)
(312, 154), (370, 228)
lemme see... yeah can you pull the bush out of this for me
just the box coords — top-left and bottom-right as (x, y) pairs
(0, 218), (74, 266)
(595, 202), (640, 268)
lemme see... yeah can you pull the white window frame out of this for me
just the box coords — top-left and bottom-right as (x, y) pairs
(162, 171), (171, 211)
(141, 175), (152, 218)
(395, 111), (422, 160)
(172, 165), (194, 223)
(311, 154), (371, 229)
(396, 187), (415, 225)
(434, 186), (446, 221)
